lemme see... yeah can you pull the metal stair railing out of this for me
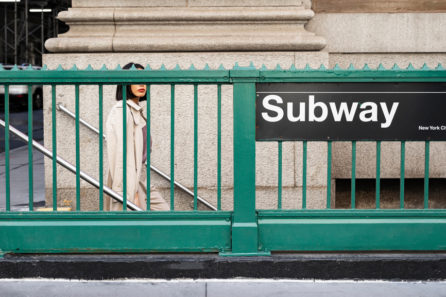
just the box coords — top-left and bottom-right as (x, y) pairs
(0, 119), (143, 211)
(56, 103), (217, 211)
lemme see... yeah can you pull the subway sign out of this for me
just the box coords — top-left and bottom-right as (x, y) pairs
(256, 82), (446, 141)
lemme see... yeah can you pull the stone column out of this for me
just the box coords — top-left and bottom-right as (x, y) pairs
(43, 0), (328, 211)
(46, 0), (324, 53)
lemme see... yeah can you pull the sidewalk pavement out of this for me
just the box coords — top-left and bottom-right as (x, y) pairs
(1, 279), (446, 297)
(0, 144), (45, 210)
(0, 109), (44, 153)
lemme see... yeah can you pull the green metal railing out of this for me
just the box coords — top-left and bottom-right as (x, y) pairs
(1, 63), (446, 256)
(55, 102), (217, 211)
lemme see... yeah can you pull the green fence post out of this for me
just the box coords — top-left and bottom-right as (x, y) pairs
(223, 68), (269, 256)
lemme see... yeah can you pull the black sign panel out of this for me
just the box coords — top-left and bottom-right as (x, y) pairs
(256, 82), (446, 141)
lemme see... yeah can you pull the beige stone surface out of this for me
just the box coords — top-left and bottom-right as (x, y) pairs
(46, 5), (326, 52)
(42, 52), (328, 211)
(45, 38), (114, 53)
(111, 35), (326, 52)
(293, 141), (328, 187)
(72, 0), (308, 8)
(328, 54), (446, 69)
(189, 0), (306, 7)
(307, 13), (446, 53)
(112, 7), (313, 21)
(256, 142), (295, 187)
(332, 142), (435, 179)
(72, 0), (187, 7)
(256, 187), (327, 210)
(57, 8), (115, 22)
(312, 0), (446, 13)
(45, 187), (101, 212)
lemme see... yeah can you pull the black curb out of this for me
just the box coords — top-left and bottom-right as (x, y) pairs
(1, 253), (446, 280)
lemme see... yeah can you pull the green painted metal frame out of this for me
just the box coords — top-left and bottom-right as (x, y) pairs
(0, 212), (232, 253)
(4, 84), (10, 212)
(98, 84), (104, 211)
(51, 85), (58, 211)
(146, 84), (151, 211)
(228, 69), (267, 255)
(258, 209), (446, 251)
(1, 63), (446, 256)
(27, 85), (34, 211)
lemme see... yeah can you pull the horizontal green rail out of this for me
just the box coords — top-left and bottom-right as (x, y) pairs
(0, 69), (230, 84)
(0, 63), (445, 85)
(258, 210), (446, 252)
(0, 212), (232, 253)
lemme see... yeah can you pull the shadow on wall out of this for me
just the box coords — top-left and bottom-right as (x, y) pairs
(335, 178), (446, 209)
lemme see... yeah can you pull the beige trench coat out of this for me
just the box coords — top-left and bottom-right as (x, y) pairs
(105, 100), (145, 210)
(105, 99), (170, 211)
(105, 100), (169, 211)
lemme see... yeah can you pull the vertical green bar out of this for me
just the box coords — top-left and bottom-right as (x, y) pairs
(217, 84), (222, 211)
(193, 84), (198, 210)
(400, 141), (405, 209)
(232, 81), (258, 254)
(122, 85), (127, 211)
(28, 85), (33, 211)
(98, 84), (104, 211)
(376, 141), (381, 209)
(170, 84), (175, 210)
(75, 84), (80, 211)
(351, 141), (356, 209)
(4, 85), (10, 211)
(302, 141), (307, 209)
(326, 140), (332, 209)
(51, 85), (57, 211)
(278, 141), (282, 210)
(146, 84), (151, 211)
(424, 141), (430, 209)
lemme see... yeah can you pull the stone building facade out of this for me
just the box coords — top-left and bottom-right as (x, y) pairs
(43, 0), (446, 211)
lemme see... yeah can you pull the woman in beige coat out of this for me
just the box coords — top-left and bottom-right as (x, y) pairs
(105, 62), (169, 211)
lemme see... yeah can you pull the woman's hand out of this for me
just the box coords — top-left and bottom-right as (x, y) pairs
(134, 192), (142, 208)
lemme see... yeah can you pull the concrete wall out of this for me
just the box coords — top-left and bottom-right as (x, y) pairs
(312, 0), (446, 13)
(307, 13), (446, 53)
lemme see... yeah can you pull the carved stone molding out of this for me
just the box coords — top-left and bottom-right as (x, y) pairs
(46, 1), (325, 52)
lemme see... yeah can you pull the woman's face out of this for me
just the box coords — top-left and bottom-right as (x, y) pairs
(130, 84), (146, 99)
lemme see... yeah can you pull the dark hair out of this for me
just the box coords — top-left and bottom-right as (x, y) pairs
(115, 62), (147, 101)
